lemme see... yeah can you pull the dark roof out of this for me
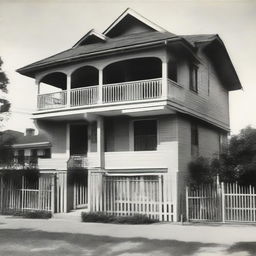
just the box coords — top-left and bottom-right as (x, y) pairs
(17, 30), (242, 91)
(13, 134), (51, 148)
(17, 31), (179, 75)
(0, 130), (23, 146)
(181, 34), (218, 46)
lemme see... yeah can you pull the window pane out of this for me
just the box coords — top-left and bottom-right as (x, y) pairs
(134, 120), (157, 151)
(189, 64), (198, 92)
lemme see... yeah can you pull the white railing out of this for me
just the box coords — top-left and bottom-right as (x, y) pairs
(71, 86), (98, 107)
(102, 78), (162, 103)
(37, 78), (163, 110)
(38, 91), (67, 110)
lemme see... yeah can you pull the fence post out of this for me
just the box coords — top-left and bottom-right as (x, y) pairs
(221, 182), (225, 223)
(21, 175), (24, 211)
(185, 186), (189, 222)
(158, 175), (163, 221)
(51, 174), (55, 214)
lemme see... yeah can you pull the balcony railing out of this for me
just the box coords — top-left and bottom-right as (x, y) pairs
(71, 86), (98, 107)
(37, 78), (183, 111)
(102, 78), (162, 103)
(38, 91), (67, 110)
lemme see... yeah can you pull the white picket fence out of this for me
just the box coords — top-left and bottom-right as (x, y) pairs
(186, 182), (256, 223)
(89, 173), (176, 222)
(0, 174), (54, 213)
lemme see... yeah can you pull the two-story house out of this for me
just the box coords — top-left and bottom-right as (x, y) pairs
(17, 8), (241, 221)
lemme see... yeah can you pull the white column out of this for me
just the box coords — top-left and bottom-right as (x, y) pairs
(162, 59), (168, 99)
(66, 123), (70, 158)
(97, 116), (104, 168)
(98, 69), (103, 104)
(36, 79), (40, 110)
(36, 79), (40, 95)
(67, 74), (71, 107)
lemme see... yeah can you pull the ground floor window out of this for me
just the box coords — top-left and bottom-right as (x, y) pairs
(134, 119), (157, 151)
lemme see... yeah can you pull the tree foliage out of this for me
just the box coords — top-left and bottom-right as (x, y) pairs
(0, 57), (10, 128)
(0, 57), (9, 93)
(188, 126), (256, 186)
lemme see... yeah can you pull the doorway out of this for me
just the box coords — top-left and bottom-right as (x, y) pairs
(70, 124), (88, 156)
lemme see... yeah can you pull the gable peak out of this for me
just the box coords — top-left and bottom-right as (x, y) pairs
(73, 29), (107, 48)
(103, 8), (167, 38)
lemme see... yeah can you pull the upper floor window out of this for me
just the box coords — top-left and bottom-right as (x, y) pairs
(134, 120), (157, 151)
(168, 61), (178, 82)
(189, 64), (198, 92)
(191, 122), (199, 157)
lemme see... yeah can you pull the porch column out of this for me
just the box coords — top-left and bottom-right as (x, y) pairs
(98, 69), (103, 104)
(97, 116), (104, 168)
(35, 79), (40, 110)
(36, 79), (40, 95)
(66, 123), (70, 158)
(162, 58), (168, 99)
(67, 74), (71, 107)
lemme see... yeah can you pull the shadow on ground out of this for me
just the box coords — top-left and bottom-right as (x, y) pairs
(0, 228), (254, 256)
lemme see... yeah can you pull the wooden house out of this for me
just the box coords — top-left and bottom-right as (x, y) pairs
(16, 8), (241, 220)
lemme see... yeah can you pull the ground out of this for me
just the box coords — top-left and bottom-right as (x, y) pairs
(0, 215), (256, 256)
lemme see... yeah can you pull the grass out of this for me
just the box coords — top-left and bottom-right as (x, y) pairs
(81, 212), (158, 224)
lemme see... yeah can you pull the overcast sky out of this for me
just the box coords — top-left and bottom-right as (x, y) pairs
(0, 0), (255, 134)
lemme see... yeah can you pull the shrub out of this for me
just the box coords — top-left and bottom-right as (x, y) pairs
(1, 209), (52, 219)
(22, 210), (52, 219)
(81, 212), (115, 223)
(81, 212), (158, 224)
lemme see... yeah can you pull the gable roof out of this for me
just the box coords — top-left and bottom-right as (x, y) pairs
(17, 31), (179, 76)
(16, 9), (242, 91)
(73, 29), (107, 48)
(103, 8), (167, 37)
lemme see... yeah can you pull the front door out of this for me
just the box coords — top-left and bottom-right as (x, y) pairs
(70, 124), (88, 155)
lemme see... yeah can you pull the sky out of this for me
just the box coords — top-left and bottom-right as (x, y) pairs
(0, 0), (255, 134)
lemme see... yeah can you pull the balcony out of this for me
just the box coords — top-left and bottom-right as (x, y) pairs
(37, 78), (182, 111)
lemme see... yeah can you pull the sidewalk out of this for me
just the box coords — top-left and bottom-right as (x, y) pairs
(0, 215), (256, 245)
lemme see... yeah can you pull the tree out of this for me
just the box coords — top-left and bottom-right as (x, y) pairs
(0, 57), (10, 129)
(188, 126), (256, 186)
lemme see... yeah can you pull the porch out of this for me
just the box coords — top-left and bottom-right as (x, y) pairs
(36, 57), (184, 111)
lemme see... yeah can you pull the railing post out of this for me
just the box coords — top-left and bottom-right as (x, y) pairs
(67, 74), (71, 107)
(221, 182), (225, 223)
(98, 69), (103, 104)
(162, 59), (168, 99)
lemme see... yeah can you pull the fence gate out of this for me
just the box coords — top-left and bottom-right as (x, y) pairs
(0, 173), (54, 213)
(186, 184), (222, 222)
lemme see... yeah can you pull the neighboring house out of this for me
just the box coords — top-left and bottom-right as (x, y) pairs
(0, 128), (51, 169)
(11, 129), (51, 168)
(16, 8), (241, 220)
(0, 130), (23, 166)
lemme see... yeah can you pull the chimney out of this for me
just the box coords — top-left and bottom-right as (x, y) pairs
(25, 128), (35, 136)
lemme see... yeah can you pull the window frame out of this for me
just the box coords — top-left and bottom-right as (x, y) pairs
(189, 63), (198, 93)
(132, 118), (158, 151)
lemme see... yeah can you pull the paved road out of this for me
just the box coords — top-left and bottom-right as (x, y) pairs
(0, 216), (256, 255)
